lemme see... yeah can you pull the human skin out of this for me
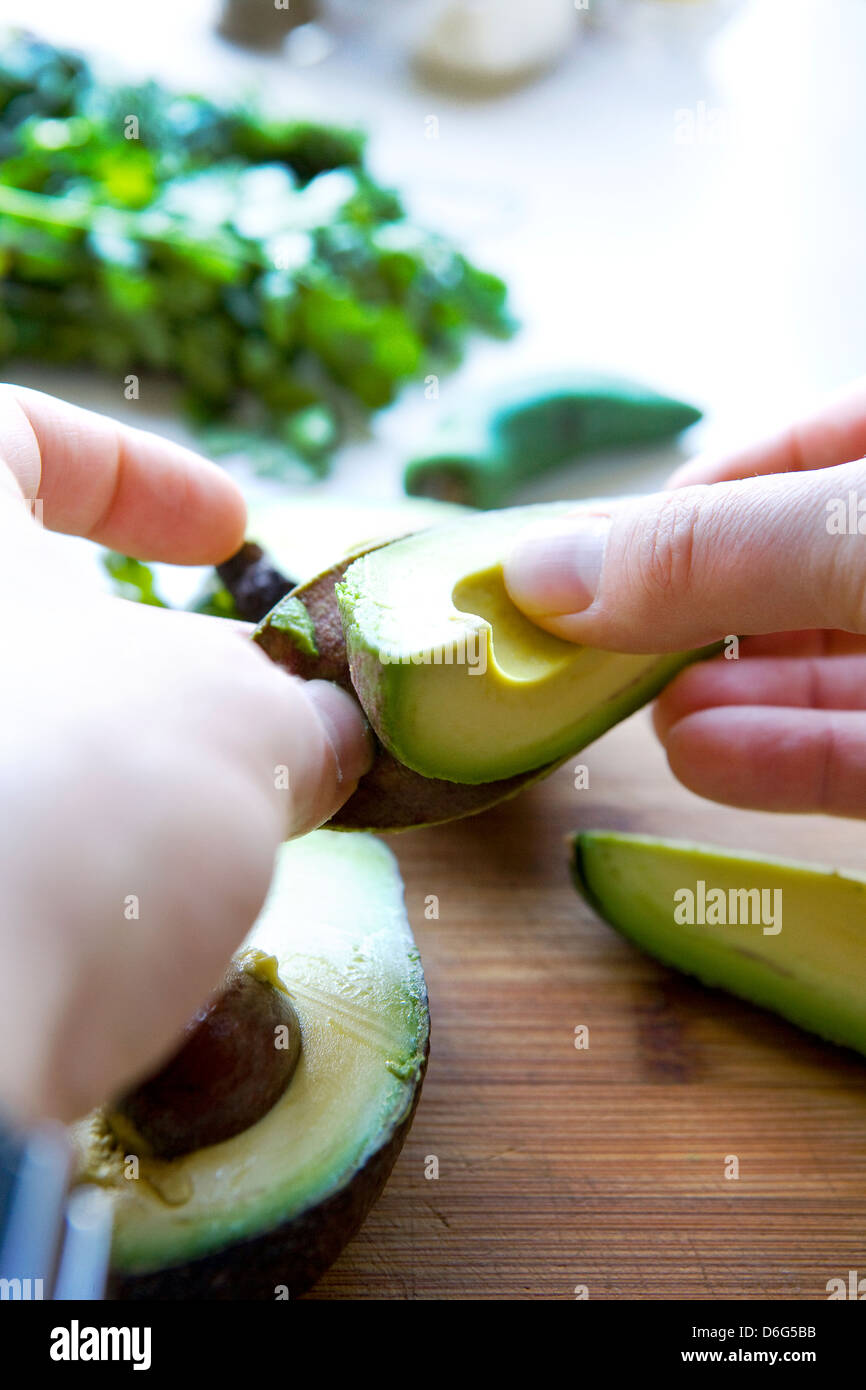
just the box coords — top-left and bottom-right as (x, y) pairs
(0, 386), (372, 1126)
(504, 378), (866, 819)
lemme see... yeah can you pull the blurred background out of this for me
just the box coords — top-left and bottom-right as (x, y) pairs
(1, 0), (864, 602)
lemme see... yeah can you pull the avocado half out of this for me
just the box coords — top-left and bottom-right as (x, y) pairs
(73, 831), (429, 1299)
(335, 503), (710, 785)
(255, 502), (713, 828)
(572, 830), (866, 1056)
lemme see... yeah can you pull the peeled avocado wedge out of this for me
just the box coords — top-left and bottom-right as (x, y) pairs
(572, 831), (866, 1057)
(73, 831), (429, 1299)
(335, 504), (711, 785)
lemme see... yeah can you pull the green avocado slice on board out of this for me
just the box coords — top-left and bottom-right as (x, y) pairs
(571, 830), (866, 1057)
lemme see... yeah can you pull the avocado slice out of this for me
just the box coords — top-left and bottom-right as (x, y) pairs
(335, 503), (711, 784)
(571, 830), (866, 1056)
(73, 830), (429, 1299)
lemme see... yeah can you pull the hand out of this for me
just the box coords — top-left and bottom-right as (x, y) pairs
(0, 386), (372, 1125)
(504, 378), (866, 818)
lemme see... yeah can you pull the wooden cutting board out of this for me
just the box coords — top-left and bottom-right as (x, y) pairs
(307, 709), (866, 1300)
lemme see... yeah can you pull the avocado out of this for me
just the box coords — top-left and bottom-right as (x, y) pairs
(335, 504), (711, 784)
(571, 830), (866, 1056)
(110, 954), (302, 1160)
(403, 373), (703, 508)
(73, 831), (429, 1299)
(255, 551), (547, 830)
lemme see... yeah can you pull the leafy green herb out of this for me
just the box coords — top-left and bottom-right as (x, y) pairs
(102, 551), (169, 607)
(101, 549), (240, 619)
(187, 578), (239, 619)
(0, 33), (512, 475)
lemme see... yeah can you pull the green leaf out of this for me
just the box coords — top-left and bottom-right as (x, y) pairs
(102, 552), (169, 607)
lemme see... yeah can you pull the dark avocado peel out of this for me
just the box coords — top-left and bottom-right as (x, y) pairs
(571, 830), (866, 1056)
(216, 542), (295, 622)
(74, 831), (429, 1299)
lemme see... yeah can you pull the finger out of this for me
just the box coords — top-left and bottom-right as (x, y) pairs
(668, 376), (866, 487)
(107, 602), (374, 835)
(122, 602), (256, 641)
(662, 705), (866, 817)
(653, 654), (866, 741)
(503, 462), (866, 653)
(0, 384), (246, 562)
(280, 678), (374, 835)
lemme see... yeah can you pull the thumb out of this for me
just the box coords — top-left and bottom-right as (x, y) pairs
(273, 677), (374, 837)
(503, 463), (866, 652)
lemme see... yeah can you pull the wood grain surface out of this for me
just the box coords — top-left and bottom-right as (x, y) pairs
(306, 709), (866, 1300)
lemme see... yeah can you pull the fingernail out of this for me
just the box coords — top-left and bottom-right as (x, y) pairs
(302, 679), (374, 785)
(505, 513), (611, 616)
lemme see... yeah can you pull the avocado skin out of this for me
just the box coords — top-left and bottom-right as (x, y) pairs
(255, 553), (549, 831)
(216, 542), (295, 622)
(569, 833), (606, 922)
(110, 1039), (428, 1300)
(404, 374), (703, 508)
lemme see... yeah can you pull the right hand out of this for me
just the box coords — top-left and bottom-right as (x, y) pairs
(503, 379), (866, 819)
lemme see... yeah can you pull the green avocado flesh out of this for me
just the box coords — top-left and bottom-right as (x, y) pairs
(267, 595), (319, 657)
(336, 504), (708, 784)
(572, 831), (866, 1056)
(73, 831), (428, 1289)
